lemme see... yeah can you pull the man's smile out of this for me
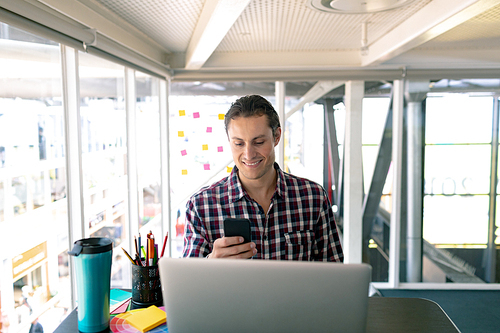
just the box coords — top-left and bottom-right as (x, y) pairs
(243, 160), (262, 166)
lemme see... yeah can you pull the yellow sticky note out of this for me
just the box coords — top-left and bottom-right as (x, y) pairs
(182, 169), (188, 175)
(227, 166), (233, 173)
(179, 110), (185, 116)
(218, 114), (225, 120)
(202, 144), (208, 150)
(125, 305), (166, 333)
(178, 131), (184, 137)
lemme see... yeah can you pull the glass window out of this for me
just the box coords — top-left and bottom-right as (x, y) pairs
(78, 51), (128, 288)
(426, 95), (493, 144)
(424, 195), (489, 244)
(423, 93), (494, 283)
(362, 97), (391, 194)
(0, 22), (70, 330)
(0, 181), (4, 222)
(425, 145), (491, 196)
(50, 167), (66, 202)
(136, 72), (161, 233)
(284, 102), (324, 185)
(12, 176), (27, 216)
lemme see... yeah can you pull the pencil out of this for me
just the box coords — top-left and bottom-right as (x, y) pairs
(122, 247), (136, 265)
(148, 238), (154, 266)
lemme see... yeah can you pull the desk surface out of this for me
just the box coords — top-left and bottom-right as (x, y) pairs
(55, 297), (460, 333)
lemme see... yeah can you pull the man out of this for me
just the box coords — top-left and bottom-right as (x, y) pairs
(29, 318), (43, 333)
(183, 95), (343, 261)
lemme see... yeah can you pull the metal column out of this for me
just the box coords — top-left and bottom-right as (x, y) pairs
(486, 96), (500, 283)
(405, 81), (428, 282)
(323, 98), (342, 207)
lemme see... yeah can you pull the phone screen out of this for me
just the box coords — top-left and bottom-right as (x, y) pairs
(223, 218), (251, 244)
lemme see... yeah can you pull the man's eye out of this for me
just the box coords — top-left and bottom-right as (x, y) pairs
(235, 143), (243, 146)
(255, 142), (264, 145)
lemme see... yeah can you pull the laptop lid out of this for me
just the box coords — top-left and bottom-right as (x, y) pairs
(159, 258), (371, 333)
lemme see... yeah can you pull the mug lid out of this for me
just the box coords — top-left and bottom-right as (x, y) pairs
(68, 237), (113, 256)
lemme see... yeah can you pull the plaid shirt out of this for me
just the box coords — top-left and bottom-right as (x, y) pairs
(183, 163), (343, 261)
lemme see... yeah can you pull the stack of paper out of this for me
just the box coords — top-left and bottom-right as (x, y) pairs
(110, 289), (132, 314)
(125, 305), (166, 332)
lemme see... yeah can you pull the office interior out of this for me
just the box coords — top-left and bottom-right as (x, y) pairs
(1, 0), (500, 332)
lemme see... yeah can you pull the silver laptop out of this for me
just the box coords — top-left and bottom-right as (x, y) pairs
(158, 258), (371, 333)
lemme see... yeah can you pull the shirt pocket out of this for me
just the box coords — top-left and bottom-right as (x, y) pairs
(284, 230), (314, 261)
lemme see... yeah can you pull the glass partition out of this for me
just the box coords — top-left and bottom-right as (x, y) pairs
(78, 51), (128, 287)
(0, 23), (70, 332)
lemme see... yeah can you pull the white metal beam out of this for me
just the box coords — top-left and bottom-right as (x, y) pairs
(275, 81), (285, 169)
(361, 0), (500, 66)
(185, 0), (251, 70)
(285, 81), (344, 120)
(125, 68), (139, 288)
(389, 79), (405, 288)
(61, 45), (83, 309)
(343, 81), (364, 264)
(159, 79), (171, 258)
(177, 50), (361, 70)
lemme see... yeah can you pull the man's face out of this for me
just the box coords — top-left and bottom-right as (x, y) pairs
(227, 115), (281, 185)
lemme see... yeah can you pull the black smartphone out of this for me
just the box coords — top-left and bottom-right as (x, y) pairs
(223, 218), (252, 244)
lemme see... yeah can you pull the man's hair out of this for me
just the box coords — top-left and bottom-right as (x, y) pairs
(224, 95), (281, 138)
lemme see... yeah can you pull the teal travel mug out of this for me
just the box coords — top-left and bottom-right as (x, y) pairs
(69, 237), (113, 333)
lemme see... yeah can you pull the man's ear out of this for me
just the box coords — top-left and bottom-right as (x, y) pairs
(274, 127), (282, 146)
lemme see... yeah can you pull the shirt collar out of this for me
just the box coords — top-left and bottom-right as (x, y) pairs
(227, 162), (287, 203)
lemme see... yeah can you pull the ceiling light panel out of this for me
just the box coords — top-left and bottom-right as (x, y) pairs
(216, 0), (432, 52)
(90, 0), (204, 52)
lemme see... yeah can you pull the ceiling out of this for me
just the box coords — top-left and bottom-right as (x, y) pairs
(3, 0), (500, 98)
(69, 0), (500, 78)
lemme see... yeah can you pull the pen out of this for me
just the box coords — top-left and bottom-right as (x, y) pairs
(160, 232), (168, 258)
(134, 236), (139, 258)
(138, 233), (141, 258)
(146, 239), (149, 265)
(141, 246), (147, 262)
(154, 244), (158, 265)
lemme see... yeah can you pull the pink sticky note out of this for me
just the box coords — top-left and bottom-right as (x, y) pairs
(111, 299), (131, 314)
(217, 146), (223, 152)
(204, 164), (210, 170)
(181, 150), (187, 156)
(206, 127), (212, 133)
(193, 112), (200, 118)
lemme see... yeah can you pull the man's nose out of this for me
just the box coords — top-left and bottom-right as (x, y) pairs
(243, 145), (255, 159)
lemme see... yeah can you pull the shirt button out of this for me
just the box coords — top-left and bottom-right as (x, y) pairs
(263, 235), (268, 241)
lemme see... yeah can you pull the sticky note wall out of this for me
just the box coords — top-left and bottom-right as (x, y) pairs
(170, 100), (232, 186)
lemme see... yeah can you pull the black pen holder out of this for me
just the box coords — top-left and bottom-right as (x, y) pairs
(131, 264), (163, 308)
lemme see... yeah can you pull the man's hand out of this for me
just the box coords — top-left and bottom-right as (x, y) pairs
(208, 236), (256, 259)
